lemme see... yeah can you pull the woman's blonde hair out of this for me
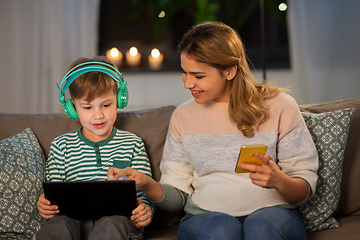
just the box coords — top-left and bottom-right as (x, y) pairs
(178, 22), (286, 138)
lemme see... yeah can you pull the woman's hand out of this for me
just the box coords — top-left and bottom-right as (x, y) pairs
(37, 193), (59, 219)
(238, 153), (309, 204)
(131, 198), (152, 228)
(238, 153), (285, 189)
(107, 167), (164, 202)
(107, 167), (150, 190)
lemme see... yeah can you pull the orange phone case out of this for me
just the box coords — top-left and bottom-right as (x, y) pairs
(235, 144), (267, 173)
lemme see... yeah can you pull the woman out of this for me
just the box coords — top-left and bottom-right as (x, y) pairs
(108, 21), (318, 240)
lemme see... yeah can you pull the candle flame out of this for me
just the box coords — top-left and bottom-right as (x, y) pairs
(110, 47), (119, 57)
(151, 48), (160, 58)
(129, 47), (138, 56)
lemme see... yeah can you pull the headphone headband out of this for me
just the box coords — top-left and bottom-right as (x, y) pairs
(58, 61), (126, 100)
(58, 61), (128, 119)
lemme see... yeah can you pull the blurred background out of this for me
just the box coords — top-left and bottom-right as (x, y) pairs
(1, 0), (359, 114)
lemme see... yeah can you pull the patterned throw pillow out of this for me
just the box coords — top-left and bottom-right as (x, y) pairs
(297, 108), (354, 233)
(0, 128), (46, 239)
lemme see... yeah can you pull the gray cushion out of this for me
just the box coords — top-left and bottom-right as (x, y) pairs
(299, 98), (360, 217)
(297, 108), (354, 233)
(0, 128), (46, 239)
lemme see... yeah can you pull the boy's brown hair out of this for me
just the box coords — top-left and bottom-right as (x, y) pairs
(68, 56), (119, 103)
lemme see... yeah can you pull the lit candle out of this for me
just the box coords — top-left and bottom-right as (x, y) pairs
(106, 47), (123, 66)
(126, 47), (141, 67)
(148, 48), (163, 71)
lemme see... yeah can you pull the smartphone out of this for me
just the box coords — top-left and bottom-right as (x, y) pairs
(235, 144), (267, 173)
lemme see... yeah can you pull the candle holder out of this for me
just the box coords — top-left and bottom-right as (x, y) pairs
(106, 47), (123, 66)
(126, 47), (141, 67)
(148, 48), (163, 71)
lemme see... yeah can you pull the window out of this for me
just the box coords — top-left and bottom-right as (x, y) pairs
(98, 0), (289, 72)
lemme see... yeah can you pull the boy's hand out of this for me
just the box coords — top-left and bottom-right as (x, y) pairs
(37, 193), (59, 219)
(131, 198), (152, 228)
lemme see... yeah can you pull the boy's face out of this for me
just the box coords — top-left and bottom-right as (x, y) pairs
(73, 90), (117, 142)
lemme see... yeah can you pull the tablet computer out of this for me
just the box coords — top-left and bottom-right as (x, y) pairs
(42, 180), (137, 220)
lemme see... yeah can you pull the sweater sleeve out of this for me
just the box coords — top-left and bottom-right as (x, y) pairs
(156, 107), (197, 212)
(159, 114), (195, 195)
(154, 183), (188, 214)
(275, 95), (319, 200)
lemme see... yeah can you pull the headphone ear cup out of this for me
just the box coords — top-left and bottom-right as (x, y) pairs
(117, 81), (128, 109)
(117, 89), (128, 109)
(63, 99), (79, 119)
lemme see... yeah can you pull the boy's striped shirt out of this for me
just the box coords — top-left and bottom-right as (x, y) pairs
(46, 126), (154, 213)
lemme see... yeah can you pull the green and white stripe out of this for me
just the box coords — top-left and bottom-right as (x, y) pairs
(46, 126), (154, 213)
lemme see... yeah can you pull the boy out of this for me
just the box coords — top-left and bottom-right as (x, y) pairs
(36, 57), (154, 239)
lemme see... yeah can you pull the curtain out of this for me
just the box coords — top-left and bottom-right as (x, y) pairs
(0, 0), (99, 114)
(287, 0), (360, 104)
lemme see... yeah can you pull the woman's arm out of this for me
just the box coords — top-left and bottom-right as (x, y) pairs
(107, 166), (163, 202)
(239, 94), (318, 204)
(108, 167), (188, 213)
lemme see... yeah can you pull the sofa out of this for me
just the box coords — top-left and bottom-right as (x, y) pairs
(1, 97), (360, 240)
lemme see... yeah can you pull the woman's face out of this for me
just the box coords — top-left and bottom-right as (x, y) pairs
(180, 53), (235, 104)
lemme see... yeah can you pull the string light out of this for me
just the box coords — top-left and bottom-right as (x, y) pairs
(278, 3), (287, 11)
(158, 11), (165, 18)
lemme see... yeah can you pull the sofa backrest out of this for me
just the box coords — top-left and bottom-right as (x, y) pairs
(299, 97), (360, 217)
(0, 113), (82, 157)
(0, 105), (176, 182)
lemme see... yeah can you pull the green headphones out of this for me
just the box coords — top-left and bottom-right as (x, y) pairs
(57, 61), (128, 119)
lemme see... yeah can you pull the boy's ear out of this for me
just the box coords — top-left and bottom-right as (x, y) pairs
(225, 65), (238, 80)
